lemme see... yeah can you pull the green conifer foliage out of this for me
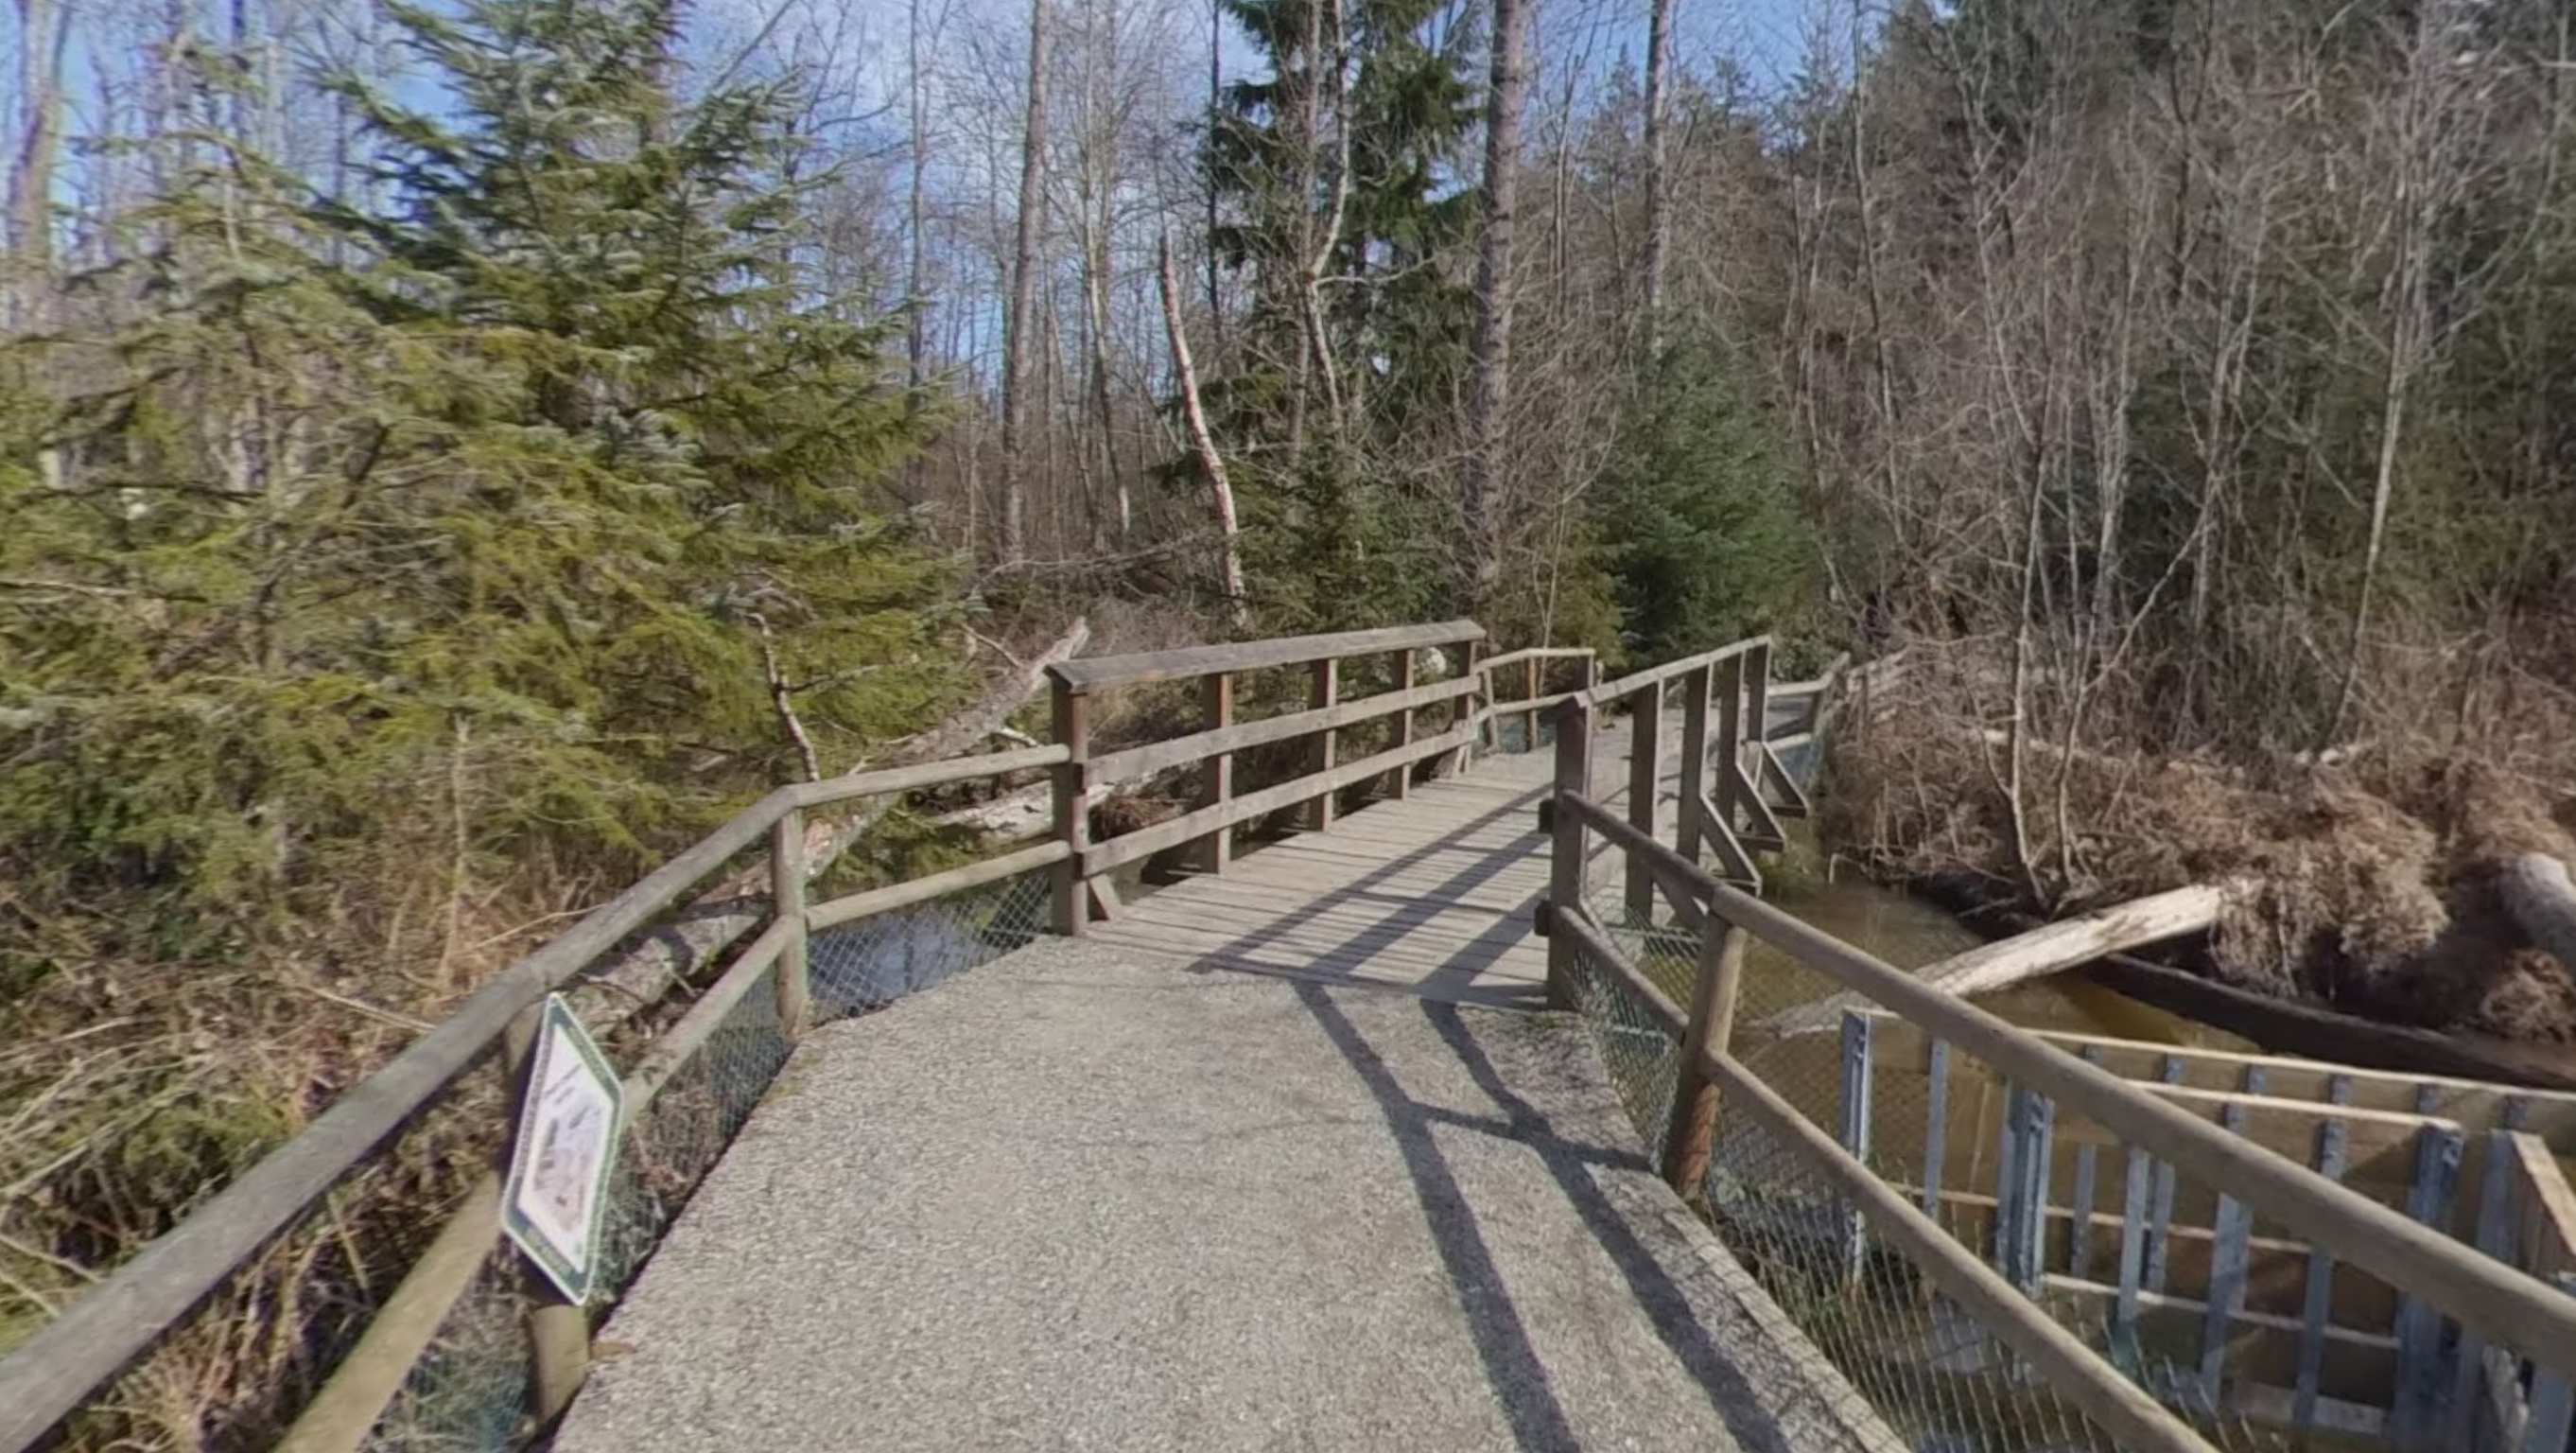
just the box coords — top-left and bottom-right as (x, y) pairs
(1199, 0), (1477, 625)
(1593, 331), (1817, 666)
(2, 5), (949, 971)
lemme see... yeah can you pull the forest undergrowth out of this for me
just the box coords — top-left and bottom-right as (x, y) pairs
(1822, 638), (2576, 1042)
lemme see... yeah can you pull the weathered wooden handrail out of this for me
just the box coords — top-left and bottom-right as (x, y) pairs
(1045, 620), (1489, 931)
(0, 739), (1088, 1453)
(1085, 675), (1476, 783)
(1468, 643), (1596, 753)
(1575, 634), (1772, 711)
(1048, 620), (1482, 692)
(1547, 762), (2576, 1382)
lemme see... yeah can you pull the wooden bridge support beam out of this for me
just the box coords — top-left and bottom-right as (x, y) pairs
(1625, 679), (1663, 923)
(1052, 684), (1090, 937)
(772, 807), (809, 1038)
(1307, 659), (1338, 832)
(1713, 655), (1744, 840)
(1545, 696), (1593, 1012)
(1385, 650), (1416, 799)
(1197, 673), (1232, 874)
(1522, 655), (1542, 751)
(1661, 914), (1747, 1199)
(1450, 639), (1485, 771)
(1676, 664), (1712, 867)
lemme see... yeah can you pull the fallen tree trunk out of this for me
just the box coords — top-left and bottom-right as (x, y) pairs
(1912, 870), (2576, 1093)
(1766, 882), (2234, 1036)
(810, 617), (1090, 869)
(563, 618), (1091, 1024)
(2503, 853), (2576, 978)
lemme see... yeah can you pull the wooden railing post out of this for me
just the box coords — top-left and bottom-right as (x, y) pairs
(1744, 639), (1772, 775)
(1662, 914), (1749, 1197)
(1522, 655), (1541, 749)
(1307, 656), (1338, 831)
(1677, 663), (1713, 867)
(1714, 654), (1745, 837)
(1051, 680), (1090, 936)
(1625, 679), (1663, 922)
(1197, 672), (1232, 874)
(1545, 694), (1594, 1011)
(772, 807), (809, 1037)
(504, 1005), (589, 1423)
(1453, 639), (1486, 771)
(1386, 649), (1416, 799)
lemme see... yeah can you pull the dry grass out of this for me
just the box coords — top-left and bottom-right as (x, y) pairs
(2, 602), (1189, 1447)
(0, 814), (586, 1448)
(1824, 639), (2576, 1042)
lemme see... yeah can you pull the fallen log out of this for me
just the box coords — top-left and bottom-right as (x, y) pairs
(1912, 870), (2576, 1094)
(1765, 882), (2235, 1036)
(563, 618), (1091, 1025)
(810, 617), (1090, 868)
(2503, 853), (2576, 979)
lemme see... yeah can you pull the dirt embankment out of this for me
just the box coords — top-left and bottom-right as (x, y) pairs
(1822, 651), (2576, 1042)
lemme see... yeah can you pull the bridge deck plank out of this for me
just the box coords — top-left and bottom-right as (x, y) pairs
(1093, 772), (1558, 1006)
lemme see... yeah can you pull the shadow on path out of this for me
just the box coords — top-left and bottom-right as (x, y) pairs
(1164, 772), (1798, 1453)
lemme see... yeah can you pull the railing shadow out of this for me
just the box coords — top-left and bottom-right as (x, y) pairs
(1152, 780), (1801, 1453)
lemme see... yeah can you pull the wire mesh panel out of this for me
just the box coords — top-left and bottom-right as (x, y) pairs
(1734, 1018), (2576, 1453)
(1555, 898), (2239, 1453)
(1556, 868), (2576, 1453)
(357, 868), (1053, 1453)
(807, 869), (1050, 1017)
(1717, 1017), (2295, 1453)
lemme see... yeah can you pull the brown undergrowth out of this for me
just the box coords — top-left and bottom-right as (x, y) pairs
(1821, 642), (2576, 1042)
(0, 604), (1180, 1449)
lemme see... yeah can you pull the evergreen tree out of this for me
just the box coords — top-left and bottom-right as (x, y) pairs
(1593, 332), (1815, 666)
(1198, 0), (1477, 628)
(1, 0), (950, 962)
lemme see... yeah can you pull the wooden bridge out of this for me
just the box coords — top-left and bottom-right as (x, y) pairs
(10, 621), (2576, 1453)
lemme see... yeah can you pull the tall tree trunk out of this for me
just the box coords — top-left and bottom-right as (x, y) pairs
(1081, 211), (1127, 546)
(1459, 0), (1528, 603)
(7, 0), (69, 325)
(1206, 0), (1225, 348)
(998, 0), (1053, 568)
(1159, 234), (1247, 622)
(904, 0), (932, 502)
(1640, 0), (1676, 357)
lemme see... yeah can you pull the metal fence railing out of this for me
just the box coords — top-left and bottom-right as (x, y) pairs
(1540, 686), (2576, 1453)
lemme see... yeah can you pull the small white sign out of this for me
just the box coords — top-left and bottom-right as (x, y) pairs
(501, 995), (625, 1304)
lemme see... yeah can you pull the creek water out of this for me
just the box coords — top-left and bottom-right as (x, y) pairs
(1754, 824), (2236, 1049)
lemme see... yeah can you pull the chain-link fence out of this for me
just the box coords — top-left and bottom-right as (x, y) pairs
(358, 868), (1052, 1453)
(1555, 875), (2576, 1453)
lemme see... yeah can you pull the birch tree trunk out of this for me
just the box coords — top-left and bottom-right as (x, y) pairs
(904, 0), (933, 502)
(1158, 234), (1247, 621)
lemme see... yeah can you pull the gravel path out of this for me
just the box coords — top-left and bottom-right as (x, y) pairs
(553, 939), (1896, 1453)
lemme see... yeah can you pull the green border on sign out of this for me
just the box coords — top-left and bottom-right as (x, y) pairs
(500, 993), (626, 1305)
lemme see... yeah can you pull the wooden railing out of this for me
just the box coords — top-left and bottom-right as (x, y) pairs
(0, 618), (1524, 1453)
(1537, 677), (2576, 1453)
(1473, 644), (1595, 750)
(1045, 620), (1487, 927)
(0, 745), (1086, 1453)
